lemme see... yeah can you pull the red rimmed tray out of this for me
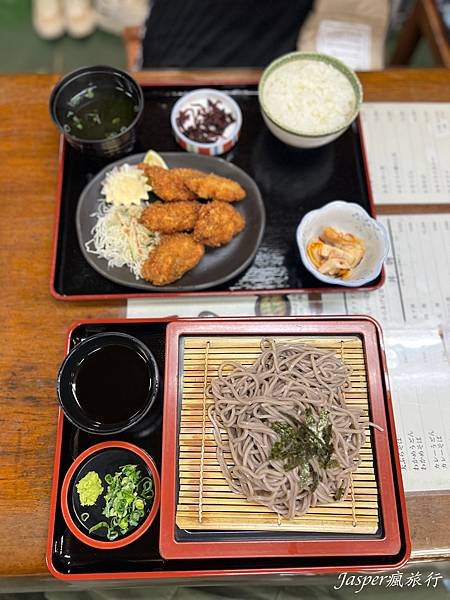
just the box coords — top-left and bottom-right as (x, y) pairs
(49, 79), (385, 301)
(47, 316), (409, 582)
(160, 318), (403, 560)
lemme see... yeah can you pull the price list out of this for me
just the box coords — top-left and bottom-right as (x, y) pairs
(384, 328), (450, 492)
(360, 103), (450, 205)
(345, 215), (450, 328)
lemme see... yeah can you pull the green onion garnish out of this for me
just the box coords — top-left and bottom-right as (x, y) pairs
(88, 464), (153, 541)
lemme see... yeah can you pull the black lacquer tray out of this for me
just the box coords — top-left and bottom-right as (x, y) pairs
(47, 318), (409, 581)
(50, 82), (384, 300)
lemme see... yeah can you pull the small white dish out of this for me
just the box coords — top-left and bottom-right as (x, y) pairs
(296, 201), (389, 287)
(170, 88), (242, 156)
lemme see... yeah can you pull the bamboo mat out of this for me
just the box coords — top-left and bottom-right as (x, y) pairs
(176, 335), (379, 534)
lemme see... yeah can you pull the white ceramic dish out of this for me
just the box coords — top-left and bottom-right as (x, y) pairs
(258, 52), (362, 149)
(170, 88), (242, 155)
(296, 201), (389, 287)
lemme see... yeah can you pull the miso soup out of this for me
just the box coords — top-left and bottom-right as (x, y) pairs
(63, 85), (139, 141)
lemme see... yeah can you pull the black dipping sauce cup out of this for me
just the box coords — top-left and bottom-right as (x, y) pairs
(49, 65), (144, 159)
(57, 332), (159, 435)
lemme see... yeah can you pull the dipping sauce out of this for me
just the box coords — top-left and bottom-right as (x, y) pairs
(74, 344), (151, 424)
(63, 85), (139, 141)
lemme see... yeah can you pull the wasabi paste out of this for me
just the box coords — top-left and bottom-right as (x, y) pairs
(76, 471), (103, 506)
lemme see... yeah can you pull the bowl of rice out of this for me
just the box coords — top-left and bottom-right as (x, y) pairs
(258, 52), (362, 148)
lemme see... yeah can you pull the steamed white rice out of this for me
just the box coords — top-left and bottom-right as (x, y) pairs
(262, 59), (356, 135)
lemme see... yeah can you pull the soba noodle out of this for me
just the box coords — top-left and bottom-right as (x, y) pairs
(207, 338), (366, 519)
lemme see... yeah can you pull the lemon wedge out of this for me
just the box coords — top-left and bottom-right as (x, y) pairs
(142, 150), (168, 169)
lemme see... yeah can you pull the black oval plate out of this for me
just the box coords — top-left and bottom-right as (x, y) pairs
(76, 153), (266, 291)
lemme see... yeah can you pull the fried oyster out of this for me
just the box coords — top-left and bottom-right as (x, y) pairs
(140, 200), (200, 234)
(185, 173), (246, 202)
(138, 164), (197, 202)
(141, 233), (205, 285)
(193, 200), (246, 247)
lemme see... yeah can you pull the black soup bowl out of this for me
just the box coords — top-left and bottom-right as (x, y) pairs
(49, 65), (144, 159)
(57, 332), (159, 435)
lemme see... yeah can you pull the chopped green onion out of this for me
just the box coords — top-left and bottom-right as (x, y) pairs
(89, 520), (109, 534)
(87, 464), (153, 542)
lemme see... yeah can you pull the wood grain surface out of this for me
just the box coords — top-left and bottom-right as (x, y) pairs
(0, 74), (124, 580)
(0, 69), (449, 582)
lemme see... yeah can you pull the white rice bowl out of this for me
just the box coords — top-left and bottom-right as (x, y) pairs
(259, 52), (362, 148)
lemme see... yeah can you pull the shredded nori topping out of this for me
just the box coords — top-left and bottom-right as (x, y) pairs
(270, 409), (334, 488)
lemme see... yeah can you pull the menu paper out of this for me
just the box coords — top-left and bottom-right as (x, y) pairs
(360, 103), (450, 205)
(127, 216), (450, 492)
(384, 328), (450, 493)
(316, 20), (372, 70)
(345, 215), (450, 327)
(127, 294), (258, 318)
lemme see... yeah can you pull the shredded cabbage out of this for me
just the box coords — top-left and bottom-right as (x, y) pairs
(85, 201), (159, 279)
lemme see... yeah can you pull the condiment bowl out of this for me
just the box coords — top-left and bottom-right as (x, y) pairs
(57, 332), (159, 435)
(258, 52), (362, 148)
(296, 201), (389, 287)
(170, 88), (242, 155)
(61, 441), (160, 550)
(49, 65), (144, 159)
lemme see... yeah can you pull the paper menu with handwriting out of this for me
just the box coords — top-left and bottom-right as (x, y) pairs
(383, 328), (450, 493)
(346, 214), (450, 327)
(360, 103), (450, 205)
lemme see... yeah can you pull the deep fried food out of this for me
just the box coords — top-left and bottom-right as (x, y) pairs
(140, 201), (200, 234)
(193, 201), (245, 247)
(185, 173), (246, 202)
(171, 167), (206, 181)
(138, 164), (196, 202)
(141, 233), (205, 285)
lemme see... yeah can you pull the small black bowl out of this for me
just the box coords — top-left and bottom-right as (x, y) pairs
(57, 332), (159, 435)
(49, 65), (144, 159)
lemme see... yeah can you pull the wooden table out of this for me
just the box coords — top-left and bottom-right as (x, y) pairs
(1, 69), (450, 587)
